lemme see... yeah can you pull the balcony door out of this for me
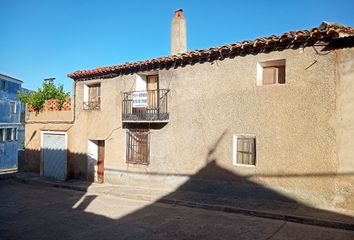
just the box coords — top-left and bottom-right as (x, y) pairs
(146, 75), (159, 110)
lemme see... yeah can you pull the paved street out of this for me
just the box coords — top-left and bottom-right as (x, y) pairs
(0, 179), (353, 240)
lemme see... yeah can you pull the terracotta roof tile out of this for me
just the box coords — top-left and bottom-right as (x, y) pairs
(68, 22), (354, 80)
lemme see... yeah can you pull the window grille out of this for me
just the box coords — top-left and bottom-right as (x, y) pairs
(126, 130), (149, 165)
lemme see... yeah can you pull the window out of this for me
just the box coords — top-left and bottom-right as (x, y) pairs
(126, 130), (149, 165)
(233, 134), (256, 166)
(10, 101), (16, 114)
(257, 59), (286, 85)
(13, 128), (18, 141)
(84, 83), (101, 110)
(0, 80), (7, 90)
(6, 128), (12, 141)
(0, 129), (4, 142)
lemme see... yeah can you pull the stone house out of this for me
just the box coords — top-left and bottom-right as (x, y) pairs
(24, 10), (354, 211)
(0, 73), (26, 169)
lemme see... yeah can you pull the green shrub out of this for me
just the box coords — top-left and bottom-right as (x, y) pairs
(18, 80), (70, 111)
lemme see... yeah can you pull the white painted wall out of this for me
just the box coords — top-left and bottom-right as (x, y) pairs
(83, 85), (89, 102)
(135, 74), (146, 91)
(87, 140), (98, 182)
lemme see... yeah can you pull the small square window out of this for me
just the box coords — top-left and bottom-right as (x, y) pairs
(257, 59), (286, 86)
(233, 134), (256, 166)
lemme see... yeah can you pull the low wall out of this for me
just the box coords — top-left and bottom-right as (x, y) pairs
(26, 111), (73, 123)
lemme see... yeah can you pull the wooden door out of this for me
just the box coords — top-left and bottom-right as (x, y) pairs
(97, 140), (105, 183)
(146, 75), (159, 109)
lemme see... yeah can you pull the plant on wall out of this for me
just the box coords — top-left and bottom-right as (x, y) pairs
(18, 80), (70, 111)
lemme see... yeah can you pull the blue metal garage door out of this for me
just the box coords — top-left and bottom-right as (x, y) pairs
(43, 133), (66, 181)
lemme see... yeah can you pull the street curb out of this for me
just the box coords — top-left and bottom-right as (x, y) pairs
(13, 176), (354, 231)
(157, 198), (354, 231)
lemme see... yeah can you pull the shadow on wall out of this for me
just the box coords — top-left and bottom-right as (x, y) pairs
(19, 149), (90, 181)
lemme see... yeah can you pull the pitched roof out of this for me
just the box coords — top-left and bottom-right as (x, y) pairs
(68, 22), (354, 81)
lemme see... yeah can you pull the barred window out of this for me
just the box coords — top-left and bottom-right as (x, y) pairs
(233, 134), (256, 166)
(126, 130), (149, 165)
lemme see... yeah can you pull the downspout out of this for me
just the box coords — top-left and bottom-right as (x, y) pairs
(71, 80), (77, 124)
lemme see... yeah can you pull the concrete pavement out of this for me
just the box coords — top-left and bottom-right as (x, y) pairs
(9, 171), (354, 231)
(1, 178), (354, 240)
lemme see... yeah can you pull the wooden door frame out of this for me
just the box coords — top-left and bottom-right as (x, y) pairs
(97, 140), (105, 183)
(146, 75), (159, 90)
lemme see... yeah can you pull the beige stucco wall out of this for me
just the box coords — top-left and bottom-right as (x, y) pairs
(24, 110), (75, 175)
(24, 123), (72, 173)
(68, 46), (340, 208)
(334, 47), (354, 210)
(24, 45), (354, 210)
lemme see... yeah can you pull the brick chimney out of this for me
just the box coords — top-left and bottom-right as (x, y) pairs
(171, 9), (187, 55)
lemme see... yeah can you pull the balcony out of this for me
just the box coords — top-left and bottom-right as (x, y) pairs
(122, 89), (169, 122)
(83, 101), (100, 110)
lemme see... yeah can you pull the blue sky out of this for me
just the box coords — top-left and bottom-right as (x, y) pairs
(1, 0), (353, 92)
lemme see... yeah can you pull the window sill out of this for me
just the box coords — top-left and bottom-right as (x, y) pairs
(233, 163), (256, 167)
(83, 101), (101, 111)
(126, 161), (149, 166)
(83, 108), (101, 111)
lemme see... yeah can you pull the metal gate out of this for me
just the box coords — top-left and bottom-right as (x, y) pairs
(42, 132), (66, 181)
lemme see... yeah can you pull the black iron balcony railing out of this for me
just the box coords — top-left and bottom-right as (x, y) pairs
(122, 89), (169, 122)
(83, 101), (100, 110)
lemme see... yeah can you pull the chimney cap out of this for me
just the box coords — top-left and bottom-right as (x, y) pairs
(174, 9), (184, 17)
